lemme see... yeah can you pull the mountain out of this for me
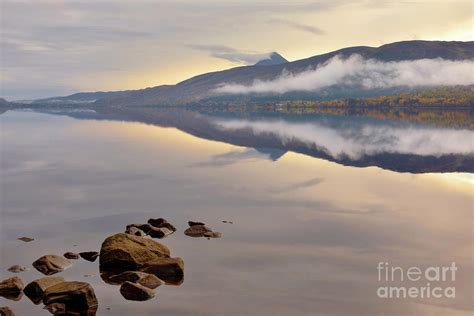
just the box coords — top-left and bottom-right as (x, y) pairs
(255, 52), (288, 66)
(17, 90), (132, 105)
(36, 40), (474, 107)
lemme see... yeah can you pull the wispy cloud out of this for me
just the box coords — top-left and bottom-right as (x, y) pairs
(269, 19), (325, 35)
(188, 44), (272, 65)
(214, 55), (474, 94)
(270, 177), (324, 193)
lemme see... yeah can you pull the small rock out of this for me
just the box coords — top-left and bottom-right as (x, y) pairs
(79, 252), (99, 262)
(0, 277), (23, 300)
(7, 265), (25, 273)
(125, 226), (146, 237)
(203, 231), (222, 238)
(17, 237), (34, 242)
(141, 257), (184, 285)
(24, 276), (65, 305)
(43, 281), (98, 311)
(109, 271), (163, 289)
(119, 281), (155, 301)
(147, 226), (174, 239)
(32, 255), (72, 275)
(126, 223), (152, 234)
(188, 221), (206, 227)
(44, 302), (65, 314)
(64, 252), (80, 260)
(184, 225), (212, 237)
(0, 306), (15, 316)
(147, 218), (176, 232)
(222, 220), (233, 224)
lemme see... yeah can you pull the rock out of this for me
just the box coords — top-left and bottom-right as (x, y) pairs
(119, 281), (155, 301)
(43, 281), (98, 312)
(126, 223), (152, 234)
(17, 237), (34, 242)
(188, 221), (206, 227)
(125, 226), (146, 237)
(141, 257), (184, 285)
(79, 252), (99, 262)
(64, 252), (80, 260)
(222, 220), (233, 224)
(184, 225), (212, 237)
(203, 231), (222, 238)
(44, 302), (65, 314)
(99, 233), (170, 271)
(24, 276), (65, 305)
(32, 255), (72, 275)
(147, 226), (174, 239)
(0, 277), (23, 300)
(0, 306), (14, 316)
(7, 265), (25, 273)
(109, 271), (163, 289)
(147, 218), (176, 232)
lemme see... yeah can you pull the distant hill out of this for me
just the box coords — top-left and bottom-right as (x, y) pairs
(31, 40), (474, 106)
(20, 90), (132, 105)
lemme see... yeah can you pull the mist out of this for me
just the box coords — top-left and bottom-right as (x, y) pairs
(213, 55), (474, 94)
(214, 119), (474, 159)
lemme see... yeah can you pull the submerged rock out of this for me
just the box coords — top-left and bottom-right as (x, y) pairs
(32, 255), (72, 275)
(43, 281), (98, 312)
(0, 306), (15, 316)
(147, 226), (174, 239)
(147, 218), (176, 232)
(17, 237), (34, 242)
(109, 271), (163, 289)
(141, 257), (184, 285)
(125, 226), (146, 237)
(126, 224), (152, 234)
(24, 276), (65, 305)
(119, 281), (155, 301)
(203, 231), (222, 239)
(64, 252), (80, 260)
(79, 252), (99, 262)
(184, 225), (212, 237)
(7, 265), (26, 273)
(0, 277), (23, 300)
(99, 233), (170, 271)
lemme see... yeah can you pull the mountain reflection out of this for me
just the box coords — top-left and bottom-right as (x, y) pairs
(6, 106), (474, 173)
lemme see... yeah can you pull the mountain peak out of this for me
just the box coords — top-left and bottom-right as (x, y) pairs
(255, 52), (288, 66)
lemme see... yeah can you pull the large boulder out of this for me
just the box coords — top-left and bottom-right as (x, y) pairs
(0, 277), (23, 300)
(32, 255), (72, 275)
(119, 281), (155, 301)
(99, 233), (170, 271)
(109, 271), (163, 289)
(141, 257), (184, 285)
(43, 281), (98, 312)
(23, 276), (65, 304)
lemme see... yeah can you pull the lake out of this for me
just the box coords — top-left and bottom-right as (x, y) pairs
(0, 107), (473, 315)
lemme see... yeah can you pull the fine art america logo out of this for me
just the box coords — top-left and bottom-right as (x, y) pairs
(376, 262), (457, 299)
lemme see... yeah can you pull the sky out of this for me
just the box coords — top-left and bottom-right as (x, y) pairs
(0, 0), (472, 100)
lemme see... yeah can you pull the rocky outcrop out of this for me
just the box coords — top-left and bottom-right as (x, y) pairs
(23, 276), (65, 304)
(141, 257), (184, 285)
(32, 255), (72, 275)
(184, 221), (222, 239)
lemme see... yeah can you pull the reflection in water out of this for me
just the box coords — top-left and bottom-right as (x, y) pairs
(0, 109), (473, 316)
(22, 106), (472, 173)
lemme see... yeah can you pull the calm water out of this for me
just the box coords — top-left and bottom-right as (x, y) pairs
(0, 108), (473, 315)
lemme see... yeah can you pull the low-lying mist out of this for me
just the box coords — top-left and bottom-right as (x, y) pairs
(213, 55), (474, 95)
(214, 119), (474, 159)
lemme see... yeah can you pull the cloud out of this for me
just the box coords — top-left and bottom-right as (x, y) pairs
(213, 55), (474, 94)
(214, 119), (474, 159)
(189, 44), (272, 65)
(191, 148), (278, 167)
(269, 19), (325, 35)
